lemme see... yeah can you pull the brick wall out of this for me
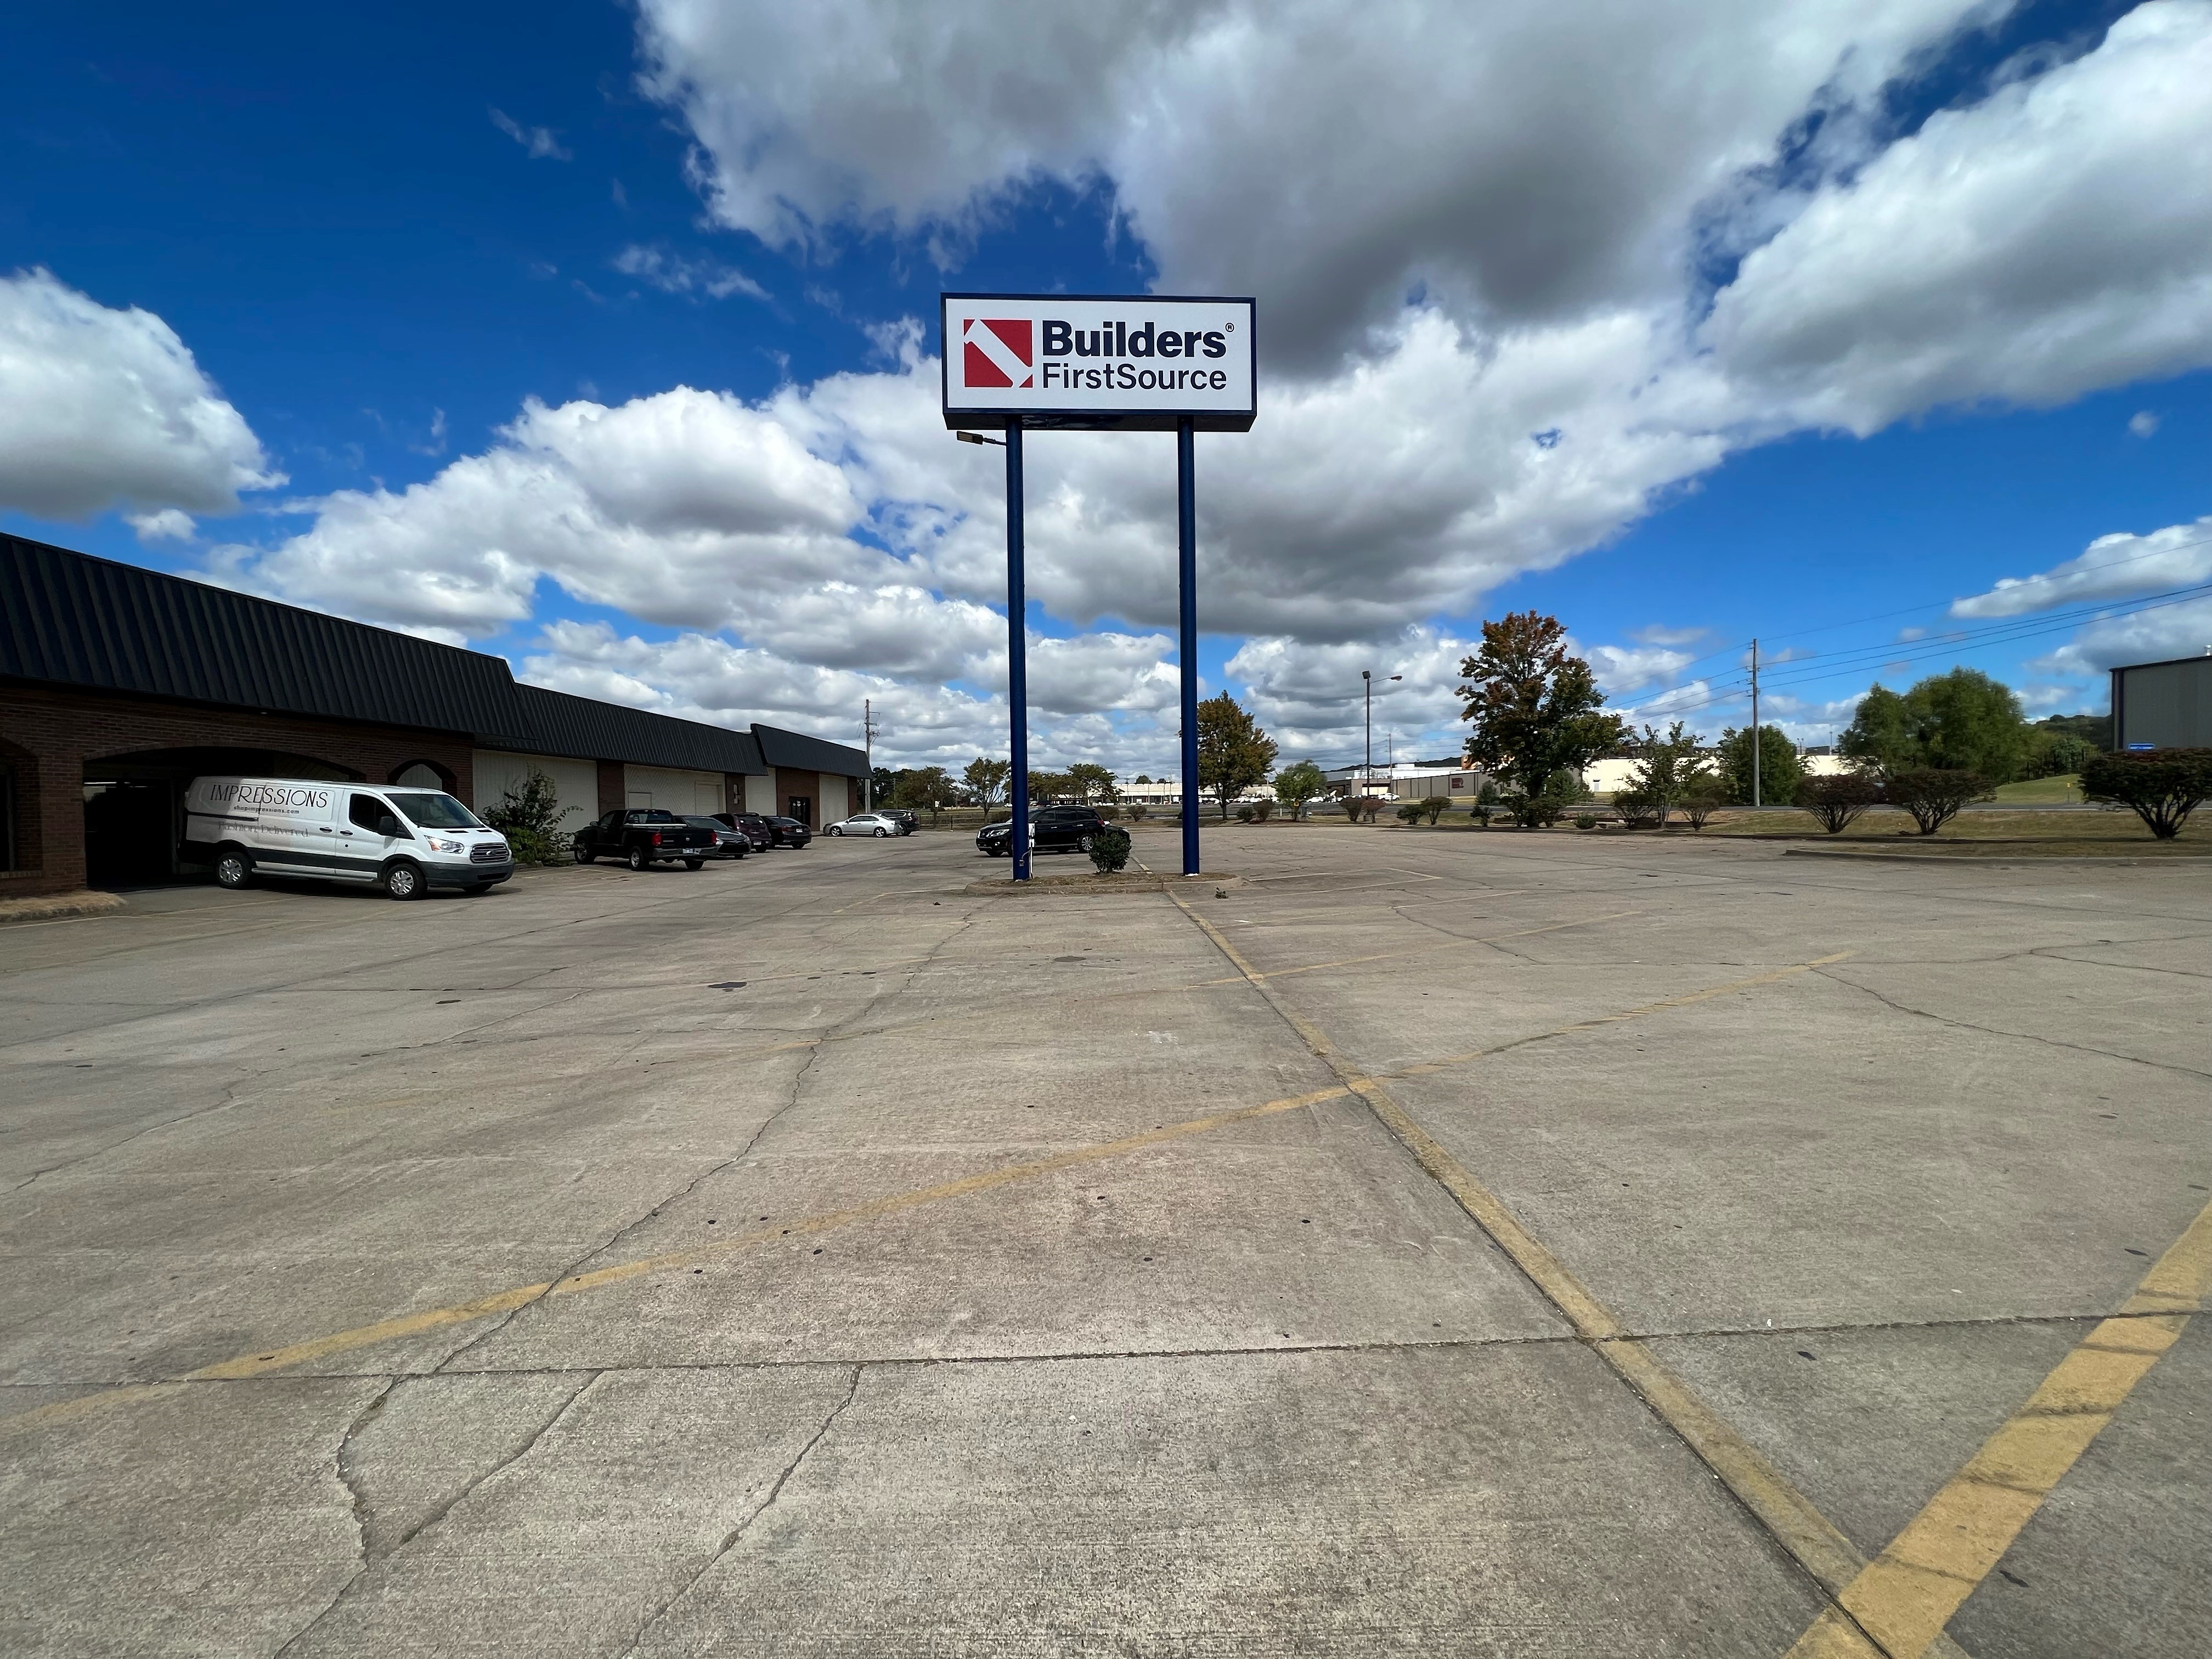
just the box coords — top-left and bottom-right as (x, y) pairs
(0, 683), (476, 896)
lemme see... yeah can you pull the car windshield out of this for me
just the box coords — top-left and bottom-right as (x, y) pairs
(390, 792), (484, 830)
(683, 816), (723, 830)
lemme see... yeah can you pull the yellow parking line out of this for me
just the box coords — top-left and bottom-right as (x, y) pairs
(0, 953), (1855, 1443)
(1164, 889), (1909, 1638)
(1783, 1195), (2212, 1659)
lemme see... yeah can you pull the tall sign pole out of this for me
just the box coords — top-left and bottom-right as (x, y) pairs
(1006, 421), (1031, 883)
(1750, 637), (1762, 810)
(942, 293), (1255, 884)
(1178, 417), (1201, 876)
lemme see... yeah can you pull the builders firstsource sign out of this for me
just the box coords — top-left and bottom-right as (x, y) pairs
(941, 294), (1256, 432)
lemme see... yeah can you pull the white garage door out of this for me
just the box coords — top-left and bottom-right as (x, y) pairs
(472, 752), (599, 834)
(625, 765), (726, 816)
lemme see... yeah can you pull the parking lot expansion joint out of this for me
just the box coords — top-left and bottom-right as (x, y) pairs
(614, 1364), (864, 1659)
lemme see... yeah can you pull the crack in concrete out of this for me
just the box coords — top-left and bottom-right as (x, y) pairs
(2, 1081), (251, 1195)
(1814, 966), (2212, 1081)
(613, 1364), (864, 1659)
(267, 1374), (403, 1659)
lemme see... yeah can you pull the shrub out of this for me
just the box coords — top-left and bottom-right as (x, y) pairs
(1471, 781), (1502, 827)
(1503, 789), (1569, 828)
(1797, 772), (1883, 834)
(1678, 792), (1723, 831)
(1250, 798), (1274, 822)
(1611, 786), (1662, 828)
(483, 767), (572, 865)
(1574, 814), (1598, 830)
(1235, 804), (1256, 823)
(1395, 802), (1424, 823)
(1087, 823), (1133, 873)
(1130, 802), (1148, 821)
(1884, 769), (1993, 836)
(1418, 797), (1447, 823)
(2080, 748), (2212, 839)
(1344, 795), (1387, 823)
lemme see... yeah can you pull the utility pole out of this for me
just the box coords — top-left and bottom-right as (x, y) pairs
(1750, 637), (1761, 810)
(1362, 671), (1401, 797)
(862, 698), (877, 810)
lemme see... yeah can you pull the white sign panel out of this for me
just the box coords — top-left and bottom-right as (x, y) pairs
(941, 292), (1255, 432)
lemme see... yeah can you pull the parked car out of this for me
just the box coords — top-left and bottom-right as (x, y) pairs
(876, 809), (918, 834)
(826, 812), (902, 838)
(182, 775), (512, 899)
(975, 804), (1107, 857)
(572, 808), (718, 871)
(682, 815), (751, 860)
(712, 812), (775, 851)
(764, 815), (814, 848)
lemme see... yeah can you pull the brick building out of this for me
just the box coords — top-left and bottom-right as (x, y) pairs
(0, 535), (866, 896)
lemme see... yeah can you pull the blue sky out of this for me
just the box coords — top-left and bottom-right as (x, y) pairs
(4, 1), (2208, 774)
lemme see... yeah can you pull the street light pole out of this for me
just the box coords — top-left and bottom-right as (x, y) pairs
(1362, 670), (1401, 798)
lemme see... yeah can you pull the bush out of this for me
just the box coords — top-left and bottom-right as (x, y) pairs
(1574, 814), (1598, 830)
(1344, 795), (1386, 824)
(1884, 769), (1993, 835)
(1503, 789), (1570, 828)
(1395, 801), (1424, 823)
(1130, 802), (1148, 821)
(2080, 748), (2212, 839)
(483, 767), (573, 865)
(1678, 792), (1723, 831)
(1471, 782), (1502, 827)
(1087, 823), (1133, 873)
(1611, 786), (1660, 829)
(1797, 772), (1883, 834)
(1250, 798), (1274, 822)
(1235, 803), (1256, 822)
(1418, 797), (1446, 823)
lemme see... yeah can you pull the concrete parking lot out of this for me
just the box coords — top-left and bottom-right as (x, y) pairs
(2, 826), (2205, 1657)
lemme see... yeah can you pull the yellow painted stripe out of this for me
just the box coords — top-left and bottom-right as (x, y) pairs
(0, 941), (1856, 1443)
(1784, 1195), (2212, 1659)
(1160, 889), (1908, 1622)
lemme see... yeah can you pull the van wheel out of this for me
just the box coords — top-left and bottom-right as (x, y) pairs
(683, 859), (705, 871)
(627, 847), (648, 872)
(215, 849), (251, 889)
(573, 845), (595, 864)
(383, 861), (425, 900)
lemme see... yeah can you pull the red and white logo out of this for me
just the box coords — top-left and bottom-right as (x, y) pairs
(962, 318), (1033, 388)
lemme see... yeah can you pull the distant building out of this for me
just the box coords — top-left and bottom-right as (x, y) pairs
(2112, 654), (2212, 750)
(1323, 758), (1488, 800)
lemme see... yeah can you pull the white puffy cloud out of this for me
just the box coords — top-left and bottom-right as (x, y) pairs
(637, 0), (1980, 366)
(1587, 643), (1697, 696)
(0, 268), (280, 519)
(1951, 514), (2212, 616)
(2034, 596), (2212, 674)
(1703, 2), (2212, 433)
(490, 109), (571, 161)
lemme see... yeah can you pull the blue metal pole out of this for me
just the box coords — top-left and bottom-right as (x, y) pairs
(1006, 421), (1031, 882)
(1178, 418), (1200, 877)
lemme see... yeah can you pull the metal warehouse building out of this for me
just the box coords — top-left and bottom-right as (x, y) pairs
(0, 535), (867, 897)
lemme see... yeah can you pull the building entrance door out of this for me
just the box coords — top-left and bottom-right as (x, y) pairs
(786, 796), (812, 825)
(82, 778), (176, 887)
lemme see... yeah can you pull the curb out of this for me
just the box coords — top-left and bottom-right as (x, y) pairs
(0, 890), (130, 926)
(1780, 849), (2203, 867)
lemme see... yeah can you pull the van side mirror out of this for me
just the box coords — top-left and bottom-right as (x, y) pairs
(377, 815), (404, 837)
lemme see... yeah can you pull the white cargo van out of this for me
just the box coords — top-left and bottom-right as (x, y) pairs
(182, 776), (514, 900)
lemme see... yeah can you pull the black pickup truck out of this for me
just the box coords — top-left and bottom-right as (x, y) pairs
(572, 808), (719, 871)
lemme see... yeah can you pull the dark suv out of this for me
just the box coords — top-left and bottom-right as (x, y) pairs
(713, 812), (775, 852)
(877, 809), (918, 835)
(976, 804), (1107, 857)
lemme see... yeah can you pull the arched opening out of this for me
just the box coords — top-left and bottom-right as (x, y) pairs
(388, 759), (455, 791)
(82, 747), (360, 888)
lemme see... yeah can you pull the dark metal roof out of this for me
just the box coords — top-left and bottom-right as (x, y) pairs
(2, 533), (529, 742)
(752, 721), (869, 778)
(504, 684), (764, 774)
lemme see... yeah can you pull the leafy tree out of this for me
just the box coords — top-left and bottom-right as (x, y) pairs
(962, 757), (1009, 810)
(1622, 721), (1706, 825)
(1065, 762), (1118, 803)
(1458, 611), (1624, 794)
(483, 766), (573, 864)
(1717, 725), (1802, 805)
(1886, 769), (1993, 834)
(1797, 772), (1882, 834)
(1026, 769), (1071, 805)
(2034, 712), (2111, 749)
(869, 766), (896, 808)
(1471, 780), (1503, 827)
(1344, 795), (1386, 823)
(1273, 759), (1328, 820)
(1842, 669), (2030, 781)
(1196, 692), (1278, 819)
(2080, 749), (2212, 839)
(891, 765), (958, 823)
(1132, 773), (1154, 785)
(2026, 729), (2098, 778)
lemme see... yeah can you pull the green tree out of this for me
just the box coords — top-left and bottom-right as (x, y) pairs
(962, 757), (1009, 810)
(1065, 763), (1118, 803)
(1196, 693), (1278, 819)
(2080, 749), (2212, 839)
(1457, 611), (1624, 795)
(1622, 721), (1706, 826)
(869, 766), (896, 808)
(1026, 769), (1071, 805)
(1842, 669), (2030, 782)
(891, 766), (957, 823)
(482, 766), (573, 865)
(1717, 725), (1802, 806)
(1886, 769), (1994, 835)
(1273, 759), (1327, 820)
